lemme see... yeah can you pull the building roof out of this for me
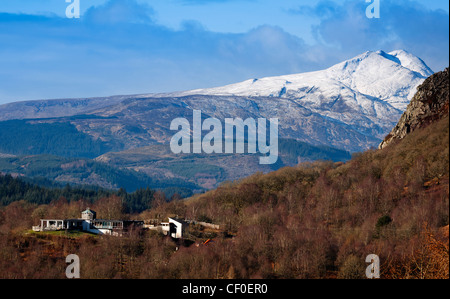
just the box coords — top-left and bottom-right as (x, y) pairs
(169, 217), (187, 224)
(82, 208), (96, 214)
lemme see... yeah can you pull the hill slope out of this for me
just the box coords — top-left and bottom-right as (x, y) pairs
(380, 67), (449, 149)
(177, 66), (449, 279)
(0, 66), (447, 280)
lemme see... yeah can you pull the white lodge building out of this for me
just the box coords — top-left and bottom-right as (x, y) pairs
(32, 208), (144, 236)
(160, 218), (188, 239)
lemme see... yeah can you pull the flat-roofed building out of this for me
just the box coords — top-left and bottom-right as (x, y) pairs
(32, 209), (143, 236)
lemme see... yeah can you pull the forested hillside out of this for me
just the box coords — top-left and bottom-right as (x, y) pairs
(0, 101), (447, 279)
(0, 155), (196, 195)
(0, 173), (161, 213)
(0, 69), (447, 279)
(0, 119), (111, 158)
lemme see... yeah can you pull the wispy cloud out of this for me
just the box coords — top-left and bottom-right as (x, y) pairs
(291, 0), (449, 72)
(84, 0), (154, 24)
(0, 0), (448, 103)
(0, 0), (318, 102)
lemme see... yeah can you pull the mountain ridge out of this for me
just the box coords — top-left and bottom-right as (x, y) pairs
(1, 49), (431, 119)
(175, 50), (432, 110)
(0, 50), (434, 154)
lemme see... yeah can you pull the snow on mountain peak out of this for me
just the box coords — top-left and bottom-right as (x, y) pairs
(323, 50), (433, 109)
(388, 50), (434, 77)
(170, 50), (433, 145)
(181, 50), (432, 112)
(328, 50), (432, 78)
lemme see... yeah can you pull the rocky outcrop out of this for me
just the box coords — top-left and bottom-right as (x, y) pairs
(379, 68), (449, 149)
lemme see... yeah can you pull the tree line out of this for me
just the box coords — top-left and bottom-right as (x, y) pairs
(0, 174), (159, 214)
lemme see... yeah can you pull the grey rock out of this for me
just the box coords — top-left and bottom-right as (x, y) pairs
(379, 68), (449, 149)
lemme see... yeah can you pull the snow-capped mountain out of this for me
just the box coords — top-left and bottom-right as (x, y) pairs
(0, 50), (437, 192)
(159, 50), (432, 150)
(180, 50), (432, 111)
(0, 50), (434, 153)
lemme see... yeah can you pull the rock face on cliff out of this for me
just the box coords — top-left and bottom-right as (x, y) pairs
(379, 68), (449, 149)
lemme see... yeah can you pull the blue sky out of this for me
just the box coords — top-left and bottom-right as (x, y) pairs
(0, 0), (448, 104)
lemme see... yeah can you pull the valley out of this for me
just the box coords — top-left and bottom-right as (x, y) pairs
(0, 50), (432, 193)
